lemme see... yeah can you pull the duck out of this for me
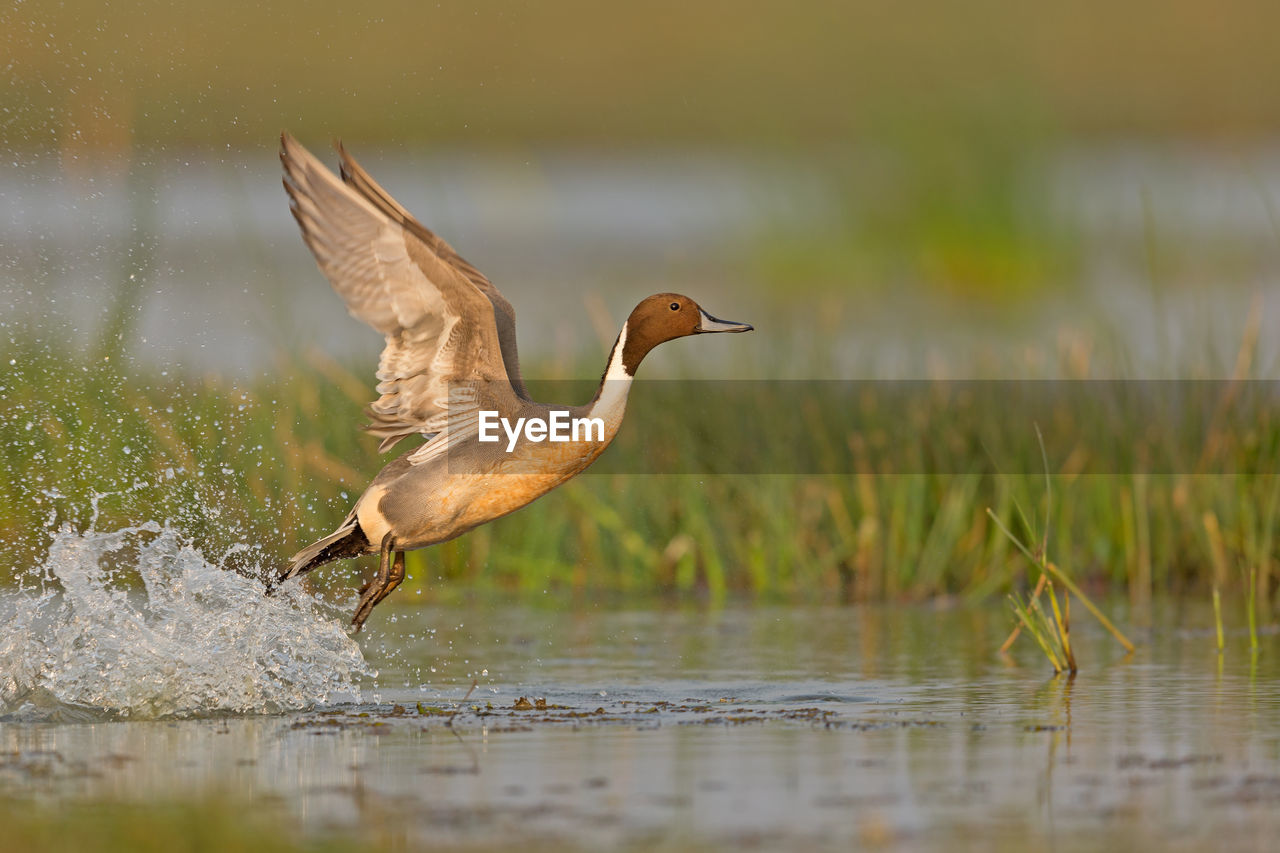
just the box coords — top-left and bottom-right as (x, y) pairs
(275, 133), (753, 631)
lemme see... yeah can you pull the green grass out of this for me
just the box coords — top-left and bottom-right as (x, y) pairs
(4, 324), (1279, 608)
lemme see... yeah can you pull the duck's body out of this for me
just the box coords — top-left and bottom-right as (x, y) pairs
(293, 379), (629, 572)
(276, 134), (751, 630)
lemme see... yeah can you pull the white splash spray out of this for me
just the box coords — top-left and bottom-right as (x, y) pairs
(0, 522), (372, 720)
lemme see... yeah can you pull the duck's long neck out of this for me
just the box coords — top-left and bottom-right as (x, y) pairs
(588, 321), (635, 426)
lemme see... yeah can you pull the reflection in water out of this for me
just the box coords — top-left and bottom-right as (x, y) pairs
(3, 599), (1280, 849)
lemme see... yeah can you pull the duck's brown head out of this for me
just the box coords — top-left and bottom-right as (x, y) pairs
(616, 293), (753, 376)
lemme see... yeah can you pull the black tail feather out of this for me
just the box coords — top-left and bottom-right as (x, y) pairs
(275, 517), (371, 588)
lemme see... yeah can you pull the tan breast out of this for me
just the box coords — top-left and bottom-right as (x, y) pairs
(444, 434), (615, 531)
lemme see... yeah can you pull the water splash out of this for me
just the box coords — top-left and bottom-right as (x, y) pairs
(0, 522), (372, 720)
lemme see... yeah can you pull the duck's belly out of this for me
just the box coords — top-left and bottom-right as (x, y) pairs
(372, 441), (608, 550)
(446, 470), (573, 528)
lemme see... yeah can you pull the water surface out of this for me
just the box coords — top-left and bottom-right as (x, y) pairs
(3, 531), (1278, 850)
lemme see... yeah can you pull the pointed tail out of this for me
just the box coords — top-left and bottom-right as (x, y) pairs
(274, 515), (369, 589)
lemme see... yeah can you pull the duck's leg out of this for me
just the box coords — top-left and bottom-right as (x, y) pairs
(352, 533), (395, 633)
(369, 550), (405, 609)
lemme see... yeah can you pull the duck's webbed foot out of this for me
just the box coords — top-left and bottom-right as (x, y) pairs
(352, 534), (405, 633)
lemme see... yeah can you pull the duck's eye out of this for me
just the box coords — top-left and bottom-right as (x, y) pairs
(669, 301), (680, 311)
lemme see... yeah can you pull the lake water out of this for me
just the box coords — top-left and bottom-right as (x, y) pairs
(2, 525), (1278, 851)
(5, 145), (1280, 378)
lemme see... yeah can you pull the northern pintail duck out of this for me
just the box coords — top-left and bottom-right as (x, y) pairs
(276, 134), (752, 630)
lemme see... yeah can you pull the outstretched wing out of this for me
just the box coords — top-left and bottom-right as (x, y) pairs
(280, 133), (523, 451)
(335, 142), (528, 401)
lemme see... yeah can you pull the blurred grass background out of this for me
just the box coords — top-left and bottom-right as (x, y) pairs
(4, 1), (1280, 607)
(9, 1), (1280, 150)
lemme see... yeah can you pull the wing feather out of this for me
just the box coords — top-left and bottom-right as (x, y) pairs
(336, 143), (529, 400)
(280, 133), (520, 451)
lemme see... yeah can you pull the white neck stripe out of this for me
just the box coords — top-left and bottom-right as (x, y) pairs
(590, 320), (634, 423)
(604, 320), (632, 381)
